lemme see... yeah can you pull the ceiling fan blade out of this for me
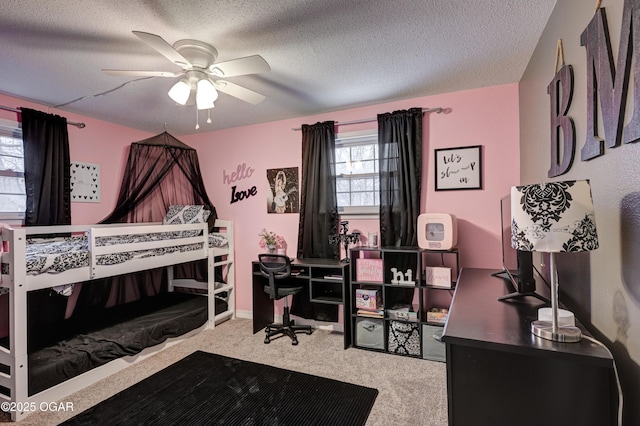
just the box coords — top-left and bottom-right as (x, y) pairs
(213, 80), (266, 105)
(209, 55), (271, 77)
(132, 31), (192, 69)
(102, 69), (182, 77)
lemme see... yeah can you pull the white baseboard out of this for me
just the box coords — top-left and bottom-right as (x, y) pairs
(235, 310), (252, 319)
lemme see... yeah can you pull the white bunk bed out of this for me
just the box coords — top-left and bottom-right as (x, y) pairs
(0, 217), (235, 421)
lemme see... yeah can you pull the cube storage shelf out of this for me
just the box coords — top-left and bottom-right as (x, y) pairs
(349, 246), (459, 361)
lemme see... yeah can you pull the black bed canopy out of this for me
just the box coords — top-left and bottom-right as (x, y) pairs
(101, 131), (216, 225)
(70, 132), (218, 313)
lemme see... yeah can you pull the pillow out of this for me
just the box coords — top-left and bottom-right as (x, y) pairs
(163, 205), (210, 237)
(203, 205), (218, 233)
(208, 233), (228, 248)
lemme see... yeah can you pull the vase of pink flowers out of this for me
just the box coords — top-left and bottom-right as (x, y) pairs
(258, 229), (285, 254)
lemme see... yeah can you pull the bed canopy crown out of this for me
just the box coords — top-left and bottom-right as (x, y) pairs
(101, 131), (216, 225)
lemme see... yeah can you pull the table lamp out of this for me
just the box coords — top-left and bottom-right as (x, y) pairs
(511, 179), (598, 342)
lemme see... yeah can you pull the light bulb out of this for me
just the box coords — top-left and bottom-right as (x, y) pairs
(196, 78), (219, 110)
(168, 79), (191, 105)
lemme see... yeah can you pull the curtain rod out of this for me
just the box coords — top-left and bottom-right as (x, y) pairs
(0, 105), (86, 129)
(291, 107), (443, 131)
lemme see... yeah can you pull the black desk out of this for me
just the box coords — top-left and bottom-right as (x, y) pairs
(442, 268), (617, 426)
(252, 258), (350, 349)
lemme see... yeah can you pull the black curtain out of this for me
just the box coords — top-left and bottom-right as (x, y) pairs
(20, 108), (72, 351)
(297, 121), (339, 259)
(378, 108), (423, 309)
(294, 121), (339, 322)
(378, 108), (423, 247)
(21, 108), (71, 226)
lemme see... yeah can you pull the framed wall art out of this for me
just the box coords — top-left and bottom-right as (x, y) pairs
(266, 167), (299, 213)
(70, 161), (100, 202)
(434, 145), (482, 191)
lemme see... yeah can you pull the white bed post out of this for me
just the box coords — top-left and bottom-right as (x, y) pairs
(7, 228), (29, 421)
(87, 228), (97, 279)
(207, 252), (215, 328)
(227, 226), (235, 320)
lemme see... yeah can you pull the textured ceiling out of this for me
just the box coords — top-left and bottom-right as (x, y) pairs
(0, 0), (556, 136)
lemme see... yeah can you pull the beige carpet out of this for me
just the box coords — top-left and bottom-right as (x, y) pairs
(1, 319), (448, 425)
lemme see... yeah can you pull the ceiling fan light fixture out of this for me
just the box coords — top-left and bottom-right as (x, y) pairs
(168, 78), (191, 105)
(196, 78), (218, 110)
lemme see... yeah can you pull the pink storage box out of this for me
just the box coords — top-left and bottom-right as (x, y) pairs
(355, 289), (381, 311)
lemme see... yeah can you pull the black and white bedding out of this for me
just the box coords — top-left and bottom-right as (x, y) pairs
(22, 232), (228, 276)
(24, 234), (205, 276)
(209, 233), (228, 248)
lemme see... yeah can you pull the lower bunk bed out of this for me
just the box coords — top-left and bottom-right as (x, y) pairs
(0, 216), (235, 421)
(16, 292), (223, 396)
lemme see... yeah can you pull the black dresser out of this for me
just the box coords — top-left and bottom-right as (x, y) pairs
(442, 268), (617, 426)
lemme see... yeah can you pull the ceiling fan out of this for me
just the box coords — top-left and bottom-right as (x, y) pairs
(102, 31), (270, 110)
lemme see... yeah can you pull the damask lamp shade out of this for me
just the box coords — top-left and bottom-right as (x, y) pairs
(511, 179), (599, 342)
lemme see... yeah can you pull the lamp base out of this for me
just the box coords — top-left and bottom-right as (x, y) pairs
(531, 320), (582, 342)
(537, 307), (575, 326)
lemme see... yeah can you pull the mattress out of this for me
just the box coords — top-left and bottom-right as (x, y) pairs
(25, 292), (223, 396)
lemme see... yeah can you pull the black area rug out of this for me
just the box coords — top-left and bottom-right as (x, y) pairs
(62, 351), (378, 426)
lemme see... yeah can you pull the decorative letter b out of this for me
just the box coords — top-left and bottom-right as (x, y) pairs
(547, 64), (576, 177)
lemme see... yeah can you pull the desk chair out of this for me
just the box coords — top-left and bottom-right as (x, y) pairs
(258, 254), (313, 345)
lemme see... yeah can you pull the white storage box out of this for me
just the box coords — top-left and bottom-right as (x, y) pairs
(422, 324), (445, 362)
(355, 318), (384, 350)
(425, 266), (452, 288)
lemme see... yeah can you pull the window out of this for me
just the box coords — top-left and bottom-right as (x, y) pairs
(335, 130), (379, 217)
(0, 119), (25, 220)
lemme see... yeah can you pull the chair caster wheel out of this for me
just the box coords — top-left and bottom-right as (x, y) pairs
(292, 340), (298, 346)
(264, 338), (270, 344)
(307, 330), (312, 335)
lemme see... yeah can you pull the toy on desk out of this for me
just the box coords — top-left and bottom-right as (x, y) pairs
(329, 220), (360, 263)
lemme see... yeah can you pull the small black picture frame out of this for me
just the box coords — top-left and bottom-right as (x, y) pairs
(434, 145), (482, 191)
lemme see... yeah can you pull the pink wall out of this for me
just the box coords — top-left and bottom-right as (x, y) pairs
(0, 93), (153, 225)
(1, 84), (520, 318)
(182, 83), (521, 315)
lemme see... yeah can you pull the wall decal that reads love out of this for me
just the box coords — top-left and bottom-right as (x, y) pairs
(70, 161), (100, 203)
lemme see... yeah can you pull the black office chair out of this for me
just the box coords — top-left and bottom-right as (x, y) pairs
(258, 254), (313, 345)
